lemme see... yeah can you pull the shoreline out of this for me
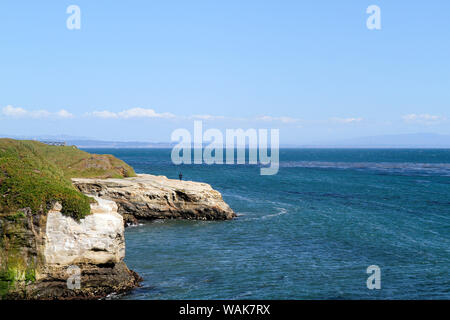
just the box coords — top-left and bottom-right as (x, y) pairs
(0, 139), (235, 300)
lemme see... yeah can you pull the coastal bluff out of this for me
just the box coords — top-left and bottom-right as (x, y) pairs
(0, 139), (234, 299)
(0, 197), (141, 299)
(0, 139), (141, 299)
(72, 174), (236, 224)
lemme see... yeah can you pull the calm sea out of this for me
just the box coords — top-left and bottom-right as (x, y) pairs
(84, 148), (450, 299)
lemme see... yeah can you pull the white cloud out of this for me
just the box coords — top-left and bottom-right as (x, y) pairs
(2, 105), (27, 117)
(1, 105), (74, 119)
(330, 117), (363, 124)
(402, 113), (446, 125)
(56, 109), (74, 118)
(256, 115), (301, 123)
(91, 110), (119, 119)
(119, 107), (175, 119)
(90, 108), (175, 119)
(189, 114), (225, 120)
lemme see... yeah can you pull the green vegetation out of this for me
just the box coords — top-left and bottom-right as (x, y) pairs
(0, 139), (137, 298)
(35, 143), (136, 179)
(0, 139), (136, 220)
(0, 212), (37, 299)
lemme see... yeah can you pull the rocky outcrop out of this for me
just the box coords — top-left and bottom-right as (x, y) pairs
(0, 198), (140, 300)
(1, 171), (233, 299)
(45, 198), (125, 266)
(72, 174), (235, 224)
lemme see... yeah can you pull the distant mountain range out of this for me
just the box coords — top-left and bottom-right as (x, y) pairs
(1, 133), (449, 148)
(0, 134), (175, 148)
(69, 140), (176, 148)
(304, 133), (450, 148)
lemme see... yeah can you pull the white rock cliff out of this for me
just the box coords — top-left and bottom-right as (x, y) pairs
(44, 197), (125, 266)
(72, 174), (236, 223)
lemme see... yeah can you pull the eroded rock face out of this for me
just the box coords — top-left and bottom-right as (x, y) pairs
(0, 198), (141, 300)
(44, 197), (125, 266)
(72, 174), (236, 223)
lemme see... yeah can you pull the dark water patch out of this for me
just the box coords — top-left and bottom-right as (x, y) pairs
(284, 190), (357, 201)
(426, 200), (450, 206)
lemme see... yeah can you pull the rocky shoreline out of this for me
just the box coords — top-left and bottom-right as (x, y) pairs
(1, 198), (142, 299)
(73, 174), (236, 225)
(0, 139), (235, 300)
(1, 174), (234, 299)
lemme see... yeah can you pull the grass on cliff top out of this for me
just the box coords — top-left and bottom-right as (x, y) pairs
(0, 139), (136, 220)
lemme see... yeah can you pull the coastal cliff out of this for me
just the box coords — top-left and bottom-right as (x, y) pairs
(0, 139), (234, 299)
(0, 139), (140, 299)
(73, 174), (236, 224)
(1, 198), (140, 299)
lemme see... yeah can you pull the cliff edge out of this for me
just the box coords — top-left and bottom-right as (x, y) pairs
(73, 174), (236, 224)
(0, 139), (140, 299)
(0, 139), (234, 299)
(1, 198), (140, 299)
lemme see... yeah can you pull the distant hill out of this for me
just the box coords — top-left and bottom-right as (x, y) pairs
(68, 140), (176, 148)
(303, 133), (450, 148)
(56, 133), (450, 148)
(2, 133), (449, 148)
(0, 135), (176, 148)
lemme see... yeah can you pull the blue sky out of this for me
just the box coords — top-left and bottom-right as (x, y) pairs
(0, 0), (449, 143)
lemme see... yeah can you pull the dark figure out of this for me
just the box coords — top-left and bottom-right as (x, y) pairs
(179, 172), (183, 181)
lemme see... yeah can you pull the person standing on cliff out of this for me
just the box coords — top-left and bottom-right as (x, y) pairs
(179, 172), (183, 181)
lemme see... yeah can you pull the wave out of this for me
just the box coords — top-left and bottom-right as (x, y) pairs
(236, 207), (289, 221)
(261, 207), (288, 220)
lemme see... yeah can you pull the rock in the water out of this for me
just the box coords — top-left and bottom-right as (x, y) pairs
(72, 174), (236, 222)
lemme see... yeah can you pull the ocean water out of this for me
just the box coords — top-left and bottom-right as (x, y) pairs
(84, 148), (450, 299)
